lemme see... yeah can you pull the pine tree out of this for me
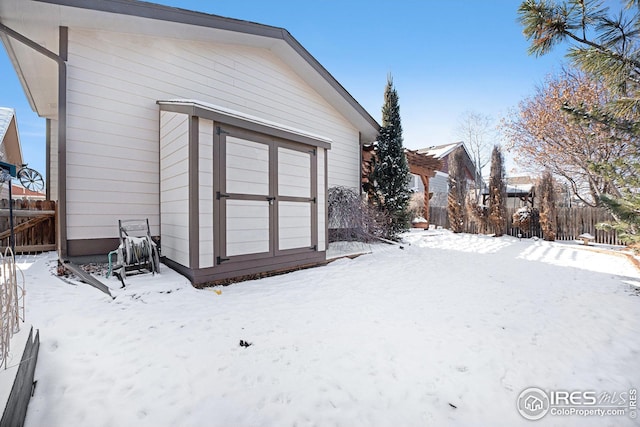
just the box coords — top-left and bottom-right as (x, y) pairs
(488, 145), (506, 236)
(370, 75), (411, 239)
(447, 147), (467, 233)
(518, 0), (640, 245)
(539, 171), (557, 241)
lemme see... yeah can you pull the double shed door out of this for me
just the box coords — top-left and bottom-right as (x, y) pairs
(216, 126), (317, 264)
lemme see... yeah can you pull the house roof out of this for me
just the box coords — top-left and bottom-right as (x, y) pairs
(0, 0), (380, 141)
(0, 107), (23, 166)
(416, 141), (478, 179)
(11, 183), (45, 198)
(416, 142), (465, 159)
(0, 108), (14, 143)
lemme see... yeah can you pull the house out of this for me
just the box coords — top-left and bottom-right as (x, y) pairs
(415, 142), (478, 207)
(11, 184), (46, 201)
(0, 107), (25, 199)
(502, 175), (536, 209)
(0, 0), (379, 284)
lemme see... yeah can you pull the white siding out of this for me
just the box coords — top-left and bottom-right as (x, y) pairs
(65, 28), (361, 242)
(430, 172), (449, 207)
(317, 148), (326, 251)
(409, 173), (425, 193)
(226, 200), (269, 256)
(159, 111), (189, 267)
(49, 119), (58, 201)
(278, 147), (310, 198)
(225, 137), (269, 195)
(199, 119), (214, 268)
(278, 201), (311, 250)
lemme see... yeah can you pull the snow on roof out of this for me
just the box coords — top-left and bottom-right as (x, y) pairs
(506, 183), (534, 194)
(416, 142), (463, 159)
(0, 108), (15, 145)
(157, 99), (333, 144)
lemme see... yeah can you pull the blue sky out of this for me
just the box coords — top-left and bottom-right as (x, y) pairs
(0, 0), (571, 178)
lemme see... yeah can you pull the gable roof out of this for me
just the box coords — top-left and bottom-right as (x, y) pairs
(0, 0), (379, 141)
(416, 141), (465, 159)
(0, 107), (23, 166)
(416, 141), (477, 179)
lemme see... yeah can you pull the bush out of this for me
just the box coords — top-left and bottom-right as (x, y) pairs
(512, 206), (540, 236)
(408, 192), (426, 222)
(328, 186), (390, 242)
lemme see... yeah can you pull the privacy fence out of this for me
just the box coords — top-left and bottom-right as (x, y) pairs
(428, 206), (621, 245)
(0, 199), (56, 253)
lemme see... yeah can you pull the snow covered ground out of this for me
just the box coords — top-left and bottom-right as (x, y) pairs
(16, 230), (640, 426)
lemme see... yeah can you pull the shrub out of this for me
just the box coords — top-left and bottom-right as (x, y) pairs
(328, 186), (390, 242)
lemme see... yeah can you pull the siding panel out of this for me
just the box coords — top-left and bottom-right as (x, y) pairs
(65, 28), (361, 244)
(317, 148), (326, 251)
(199, 119), (214, 268)
(278, 201), (311, 250)
(226, 200), (269, 256)
(225, 137), (269, 195)
(159, 111), (189, 267)
(278, 147), (310, 198)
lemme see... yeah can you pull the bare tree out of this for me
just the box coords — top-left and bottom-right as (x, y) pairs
(502, 69), (629, 206)
(456, 111), (494, 203)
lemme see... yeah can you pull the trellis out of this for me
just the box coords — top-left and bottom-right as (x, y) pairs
(0, 248), (25, 369)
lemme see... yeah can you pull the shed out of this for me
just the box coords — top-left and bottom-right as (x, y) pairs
(0, 0), (379, 284)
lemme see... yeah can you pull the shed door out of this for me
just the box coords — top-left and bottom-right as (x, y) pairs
(277, 145), (314, 251)
(217, 127), (316, 264)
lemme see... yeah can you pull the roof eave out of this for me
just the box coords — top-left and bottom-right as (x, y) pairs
(34, 0), (380, 139)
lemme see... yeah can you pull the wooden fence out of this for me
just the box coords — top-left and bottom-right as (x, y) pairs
(428, 206), (621, 245)
(0, 199), (56, 253)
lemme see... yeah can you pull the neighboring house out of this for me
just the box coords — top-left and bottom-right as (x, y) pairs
(0, 0), (379, 284)
(505, 175), (536, 209)
(11, 184), (46, 201)
(0, 107), (25, 199)
(481, 175), (536, 209)
(415, 142), (477, 207)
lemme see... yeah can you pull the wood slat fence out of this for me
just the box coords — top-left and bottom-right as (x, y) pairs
(428, 206), (621, 245)
(0, 199), (56, 253)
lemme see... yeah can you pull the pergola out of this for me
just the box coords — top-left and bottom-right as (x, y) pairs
(405, 149), (442, 224)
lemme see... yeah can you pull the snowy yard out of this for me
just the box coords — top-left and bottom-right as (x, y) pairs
(17, 231), (640, 426)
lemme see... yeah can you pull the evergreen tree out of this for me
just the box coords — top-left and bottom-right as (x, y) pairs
(447, 147), (467, 233)
(518, 0), (640, 245)
(488, 145), (506, 236)
(370, 75), (411, 239)
(539, 171), (557, 241)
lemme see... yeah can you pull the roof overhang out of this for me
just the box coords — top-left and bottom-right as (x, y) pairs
(0, 0), (379, 140)
(158, 99), (332, 149)
(0, 109), (24, 166)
